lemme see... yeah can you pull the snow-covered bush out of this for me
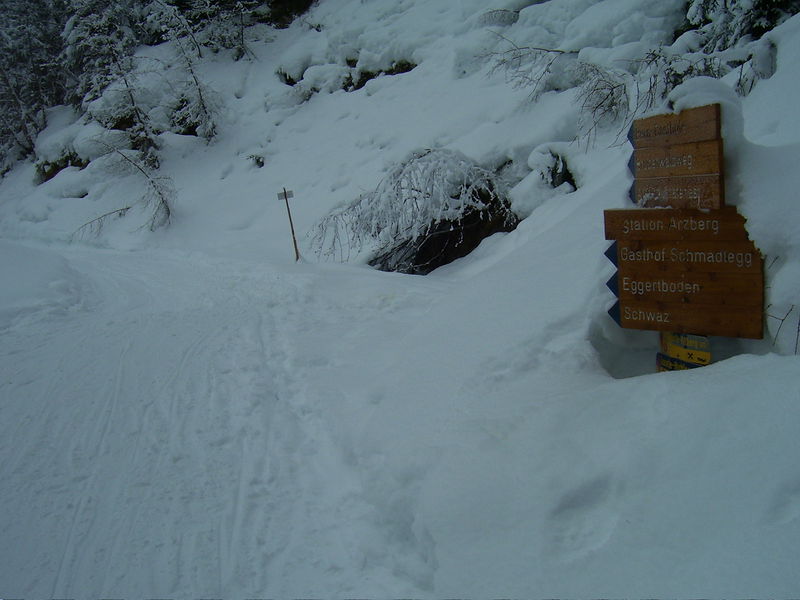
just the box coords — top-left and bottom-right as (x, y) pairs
(489, 40), (579, 102)
(311, 149), (519, 274)
(687, 0), (800, 51)
(491, 1), (797, 144)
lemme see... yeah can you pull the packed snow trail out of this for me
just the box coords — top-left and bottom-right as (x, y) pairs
(2, 236), (800, 597)
(0, 243), (445, 597)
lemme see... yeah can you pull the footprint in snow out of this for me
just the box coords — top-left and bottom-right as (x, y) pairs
(767, 478), (800, 525)
(546, 474), (619, 561)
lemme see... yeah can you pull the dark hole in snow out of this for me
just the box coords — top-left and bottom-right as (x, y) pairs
(369, 187), (520, 275)
(547, 151), (576, 189)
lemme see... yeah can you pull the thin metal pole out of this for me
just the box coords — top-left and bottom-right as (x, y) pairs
(283, 187), (301, 261)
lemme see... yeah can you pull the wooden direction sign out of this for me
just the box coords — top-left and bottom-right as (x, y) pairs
(615, 239), (762, 274)
(612, 269), (762, 308)
(632, 139), (723, 179)
(631, 174), (724, 210)
(608, 298), (762, 339)
(604, 208), (764, 339)
(629, 103), (724, 209)
(604, 206), (747, 241)
(606, 103), (763, 342)
(629, 103), (721, 148)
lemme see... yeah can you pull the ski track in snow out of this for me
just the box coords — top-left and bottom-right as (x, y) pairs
(0, 247), (440, 597)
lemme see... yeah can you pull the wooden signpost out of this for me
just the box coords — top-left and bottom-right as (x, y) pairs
(606, 104), (764, 369)
(628, 103), (724, 210)
(278, 187), (301, 262)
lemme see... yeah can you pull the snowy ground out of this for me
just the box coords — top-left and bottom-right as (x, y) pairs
(2, 0), (800, 596)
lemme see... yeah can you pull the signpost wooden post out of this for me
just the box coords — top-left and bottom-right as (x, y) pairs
(606, 104), (764, 370)
(278, 187), (301, 262)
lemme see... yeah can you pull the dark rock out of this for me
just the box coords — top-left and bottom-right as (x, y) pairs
(369, 188), (519, 275)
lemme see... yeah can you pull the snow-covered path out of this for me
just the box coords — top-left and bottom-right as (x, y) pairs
(4, 240), (800, 597)
(0, 244), (446, 597)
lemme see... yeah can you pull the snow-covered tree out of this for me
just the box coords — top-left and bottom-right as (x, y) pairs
(177, 0), (261, 59)
(169, 38), (219, 140)
(0, 0), (68, 169)
(61, 0), (144, 105)
(142, 1), (218, 140)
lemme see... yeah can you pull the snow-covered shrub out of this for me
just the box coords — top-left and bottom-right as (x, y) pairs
(311, 149), (519, 274)
(687, 0), (800, 51)
(34, 151), (89, 184)
(491, 1), (795, 145)
(574, 62), (633, 141)
(638, 47), (726, 102)
(489, 40), (579, 101)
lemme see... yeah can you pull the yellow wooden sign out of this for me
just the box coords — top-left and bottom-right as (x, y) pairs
(660, 332), (711, 365)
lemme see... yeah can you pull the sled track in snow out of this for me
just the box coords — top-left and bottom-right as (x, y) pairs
(0, 247), (437, 597)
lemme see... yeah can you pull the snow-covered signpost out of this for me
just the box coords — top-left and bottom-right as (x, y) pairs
(604, 104), (764, 370)
(278, 187), (301, 262)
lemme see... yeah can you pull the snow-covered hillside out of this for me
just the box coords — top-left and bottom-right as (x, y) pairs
(2, 0), (800, 596)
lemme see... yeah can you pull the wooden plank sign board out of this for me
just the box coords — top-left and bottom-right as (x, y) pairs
(631, 173), (724, 209)
(629, 103), (721, 149)
(604, 206), (747, 241)
(606, 103), (764, 341)
(613, 270), (763, 308)
(632, 139), (723, 179)
(629, 103), (724, 209)
(615, 239), (762, 274)
(613, 300), (762, 339)
(604, 207), (764, 339)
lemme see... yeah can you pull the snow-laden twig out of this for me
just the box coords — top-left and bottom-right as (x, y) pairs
(71, 141), (174, 238)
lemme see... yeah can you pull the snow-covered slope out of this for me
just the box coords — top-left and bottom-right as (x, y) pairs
(1, 0), (799, 596)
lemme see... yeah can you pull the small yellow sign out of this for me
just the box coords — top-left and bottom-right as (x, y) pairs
(658, 332), (712, 371)
(664, 342), (711, 365)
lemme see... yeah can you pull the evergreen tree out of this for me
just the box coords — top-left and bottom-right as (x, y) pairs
(0, 0), (68, 168)
(184, 0), (261, 59)
(61, 0), (143, 105)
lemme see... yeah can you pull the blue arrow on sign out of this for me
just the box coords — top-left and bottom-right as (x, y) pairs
(608, 300), (621, 326)
(604, 241), (618, 266)
(627, 151), (636, 176)
(606, 273), (619, 297)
